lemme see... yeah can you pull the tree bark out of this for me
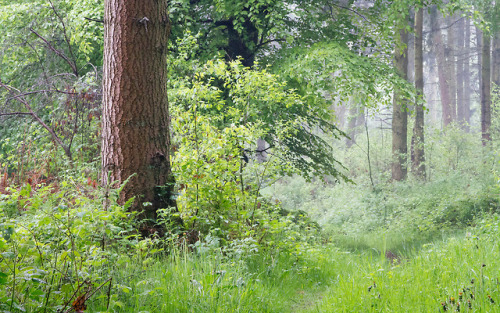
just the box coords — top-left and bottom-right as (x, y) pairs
(481, 32), (491, 145)
(102, 0), (175, 222)
(430, 6), (453, 127)
(412, 7), (425, 179)
(391, 21), (409, 181)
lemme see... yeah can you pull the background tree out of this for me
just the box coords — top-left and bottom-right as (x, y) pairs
(412, 5), (425, 179)
(391, 20), (409, 181)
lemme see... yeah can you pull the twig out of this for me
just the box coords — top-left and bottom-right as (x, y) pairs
(84, 17), (104, 23)
(0, 112), (33, 117)
(106, 278), (112, 310)
(29, 28), (78, 76)
(0, 81), (73, 160)
(47, 0), (79, 76)
(329, 2), (369, 22)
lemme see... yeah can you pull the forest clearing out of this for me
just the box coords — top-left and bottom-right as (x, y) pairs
(1, 0), (500, 312)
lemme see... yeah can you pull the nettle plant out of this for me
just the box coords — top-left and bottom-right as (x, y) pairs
(169, 57), (326, 251)
(0, 177), (138, 312)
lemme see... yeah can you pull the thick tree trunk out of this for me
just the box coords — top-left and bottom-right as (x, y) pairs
(430, 6), (453, 127)
(102, 0), (175, 222)
(481, 32), (491, 145)
(391, 23), (408, 181)
(412, 7), (425, 179)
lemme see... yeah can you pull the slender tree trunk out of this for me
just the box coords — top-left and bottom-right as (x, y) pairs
(493, 1), (500, 88)
(446, 15), (457, 123)
(391, 22), (408, 181)
(333, 101), (347, 130)
(456, 16), (465, 128)
(412, 7), (425, 179)
(463, 17), (471, 130)
(492, 30), (500, 88)
(102, 0), (175, 222)
(481, 32), (491, 145)
(430, 6), (453, 127)
(346, 100), (361, 148)
(477, 26), (483, 103)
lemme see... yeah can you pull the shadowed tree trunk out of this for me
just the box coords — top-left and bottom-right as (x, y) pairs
(412, 7), (425, 179)
(391, 21), (409, 181)
(102, 0), (176, 225)
(481, 31), (491, 145)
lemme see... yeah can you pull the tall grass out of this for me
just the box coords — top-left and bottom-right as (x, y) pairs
(86, 245), (348, 312)
(301, 215), (500, 312)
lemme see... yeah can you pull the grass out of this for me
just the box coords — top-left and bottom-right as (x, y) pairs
(83, 213), (500, 313)
(85, 245), (340, 312)
(302, 223), (500, 312)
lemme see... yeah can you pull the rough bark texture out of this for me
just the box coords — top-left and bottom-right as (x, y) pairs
(102, 0), (174, 221)
(481, 32), (491, 145)
(412, 7), (425, 180)
(430, 7), (453, 127)
(391, 25), (408, 181)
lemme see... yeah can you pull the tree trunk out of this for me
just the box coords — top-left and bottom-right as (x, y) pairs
(456, 16), (465, 128)
(412, 7), (425, 179)
(492, 30), (500, 87)
(430, 6), (453, 127)
(463, 17), (471, 130)
(477, 26), (483, 104)
(346, 100), (362, 148)
(102, 0), (175, 223)
(481, 32), (491, 145)
(446, 15), (457, 123)
(391, 23), (409, 181)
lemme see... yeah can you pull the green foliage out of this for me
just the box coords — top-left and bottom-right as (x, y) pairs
(276, 42), (413, 112)
(0, 177), (138, 312)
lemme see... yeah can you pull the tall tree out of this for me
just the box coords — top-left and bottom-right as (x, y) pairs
(493, 30), (500, 88)
(463, 17), (472, 130)
(456, 16), (466, 128)
(412, 6), (425, 179)
(430, 6), (454, 127)
(481, 31), (491, 144)
(391, 22), (409, 181)
(102, 0), (175, 224)
(446, 15), (458, 122)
